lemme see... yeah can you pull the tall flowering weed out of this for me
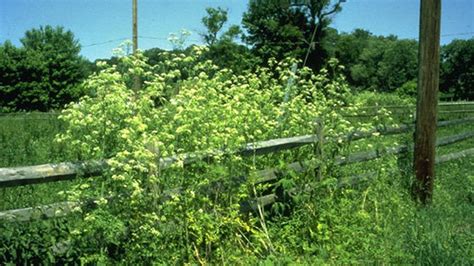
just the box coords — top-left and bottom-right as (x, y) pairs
(56, 46), (359, 263)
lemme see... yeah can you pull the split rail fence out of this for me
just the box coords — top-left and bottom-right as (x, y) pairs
(0, 102), (474, 221)
(1, 114), (474, 222)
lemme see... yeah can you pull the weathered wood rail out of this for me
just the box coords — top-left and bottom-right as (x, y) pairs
(341, 101), (474, 117)
(344, 101), (474, 110)
(1, 116), (473, 222)
(2, 117), (473, 188)
(0, 135), (318, 188)
(345, 111), (474, 118)
(2, 135), (473, 222)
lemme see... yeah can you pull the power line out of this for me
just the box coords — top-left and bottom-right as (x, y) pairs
(139, 35), (201, 43)
(138, 35), (167, 40)
(441, 31), (474, 37)
(79, 30), (472, 50)
(82, 38), (129, 48)
(81, 35), (203, 49)
(410, 31), (473, 40)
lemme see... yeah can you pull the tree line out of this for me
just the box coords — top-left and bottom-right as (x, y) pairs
(1, 0), (473, 112)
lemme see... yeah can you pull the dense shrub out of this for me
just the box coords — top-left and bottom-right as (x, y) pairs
(53, 47), (363, 263)
(0, 26), (89, 112)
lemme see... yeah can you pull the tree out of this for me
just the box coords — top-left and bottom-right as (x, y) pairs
(242, 0), (345, 71)
(440, 38), (474, 100)
(201, 7), (229, 46)
(349, 36), (391, 91)
(337, 31), (418, 92)
(334, 29), (372, 83)
(200, 7), (256, 73)
(0, 25), (89, 112)
(378, 39), (418, 91)
(0, 42), (21, 111)
(142, 47), (167, 66)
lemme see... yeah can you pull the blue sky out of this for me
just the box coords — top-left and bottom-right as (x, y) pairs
(1, 0), (473, 60)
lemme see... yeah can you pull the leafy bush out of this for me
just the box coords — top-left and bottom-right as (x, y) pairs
(349, 90), (415, 107)
(396, 79), (417, 98)
(50, 47), (362, 263)
(0, 26), (89, 112)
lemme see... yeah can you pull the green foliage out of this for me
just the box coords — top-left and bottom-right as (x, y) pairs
(0, 41), (27, 113)
(349, 90), (415, 107)
(202, 40), (257, 75)
(348, 36), (390, 90)
(0, 218), (77, 264)
(52, 47), (355, 263)
(1, 47), (473, 264)
(0, 114), (79, 264)
(242, 0), (345, 71)
(334, 30), (471, 97)
(0, 113), (65, 167)
(0, 26), (89, 112)
(334, 29), (372, 82)
(201, 7), (229, 46)
(396, 79), (417, 98)
(378, 39), (418, 91)
(351, 38), (418, 92)
(339, 31), (418, 92)
(440, 38), (474, 100)
(0, 113), (75, 214)
(200, 7), (256, 74)
(345, 91), (415, 125)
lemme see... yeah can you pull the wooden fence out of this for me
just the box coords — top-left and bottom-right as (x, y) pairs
(341, 101), (474, 117)
(1, 101), (473, 118)
(1, 117), (474, 222)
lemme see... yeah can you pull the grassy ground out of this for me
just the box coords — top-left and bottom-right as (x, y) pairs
(333, 107), (474, 264)
(0, 113), (64, 167)
(0, 109), (473, 263)
(0, 113), (78, 211)
(413, 157), (473, 264)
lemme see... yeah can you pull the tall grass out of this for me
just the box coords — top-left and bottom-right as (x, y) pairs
(0, 109), (473, 263)
(0, 113), (76, 211)
(0, 113), (64, 167)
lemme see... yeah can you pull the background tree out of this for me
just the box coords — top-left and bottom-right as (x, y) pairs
(334, 30), (418, 92)
(0, 41), (26, 112)
(333, 29), (372, 84)
(0, 25), (89, 111)
(349, 36), (392, 91)
(440, 38), (474, 100)
(377, 39), (418, 92)
(242, 0), (345, 71)
(201, 7), (229, 46)
(201, 7), (256, 73)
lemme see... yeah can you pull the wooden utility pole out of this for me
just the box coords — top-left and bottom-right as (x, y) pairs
(414, 0), (441, 204)
(132, 0), (138, 53)
(132, 0), (141, 91)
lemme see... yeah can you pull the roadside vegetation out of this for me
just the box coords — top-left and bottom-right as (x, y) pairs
(1, 50), (473, 263)
(0, 1), (473, 264)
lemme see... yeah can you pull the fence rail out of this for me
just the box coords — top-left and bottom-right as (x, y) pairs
(1, 116), (473, 222)
(2, 143), (473, 222)
(346, 101), (474, 110)
(1, 101), (473, 117)
(2, 117), (473, 188)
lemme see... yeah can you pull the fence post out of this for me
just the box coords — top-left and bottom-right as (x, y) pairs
(413, 0), (441, 204)
(313, 118), (324, 181)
